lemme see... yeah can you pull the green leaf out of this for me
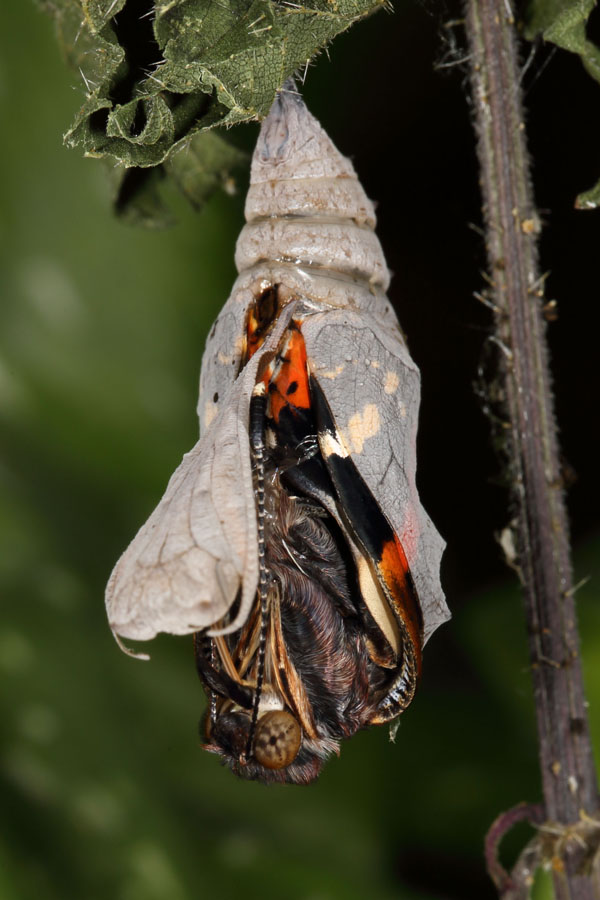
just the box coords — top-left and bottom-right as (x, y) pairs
(574, 180), (600, 210)
(39, 0), (385, 224)
(165, 131), (247, 209)
(102, 130), (248, 227)
(524, 0), (600, 208)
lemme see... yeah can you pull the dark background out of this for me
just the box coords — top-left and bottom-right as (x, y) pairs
(1, 2), (599, 898)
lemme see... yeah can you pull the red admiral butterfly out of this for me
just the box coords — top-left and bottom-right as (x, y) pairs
(106, 86), (449, 783)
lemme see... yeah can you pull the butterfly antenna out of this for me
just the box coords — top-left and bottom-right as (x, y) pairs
(193, 632), (218, 726)
(247, 384), (271, 760)
(209, 640), (217, 724)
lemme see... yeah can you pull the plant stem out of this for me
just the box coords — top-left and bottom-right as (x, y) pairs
(463, 1), (600, 895)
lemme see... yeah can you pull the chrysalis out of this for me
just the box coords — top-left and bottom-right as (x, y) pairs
(106, 86), (449, 784)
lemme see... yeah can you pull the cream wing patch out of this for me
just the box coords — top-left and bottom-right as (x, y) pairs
(340, 403), (381, 454)
(384, 370), (400, 394)
(319, 363), (345, 380)
(203, 401), (218, 429)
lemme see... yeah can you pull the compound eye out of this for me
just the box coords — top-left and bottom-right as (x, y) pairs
(253, 710), (301, 770)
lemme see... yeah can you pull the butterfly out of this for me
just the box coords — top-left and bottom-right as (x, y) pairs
(106, 86), (449, 783)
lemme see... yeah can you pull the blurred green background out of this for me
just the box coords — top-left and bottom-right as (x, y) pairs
(2, 3), (600, 899)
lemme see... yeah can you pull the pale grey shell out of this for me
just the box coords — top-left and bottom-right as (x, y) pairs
(199, 89), (396, 432)
(105, 87), (449, 652)
(105, 304), (297, 652)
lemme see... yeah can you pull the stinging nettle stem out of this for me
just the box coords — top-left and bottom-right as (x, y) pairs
(464, 1), (600, 896)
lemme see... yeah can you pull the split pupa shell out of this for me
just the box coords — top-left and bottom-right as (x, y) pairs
(105, 87), (449, 653)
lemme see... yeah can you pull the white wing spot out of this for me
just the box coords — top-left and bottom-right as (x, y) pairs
(384, 370), (400, 394)
(356, 557), (400, 655)
(320, 431), (349, 459)
(344, 404), (381, 454)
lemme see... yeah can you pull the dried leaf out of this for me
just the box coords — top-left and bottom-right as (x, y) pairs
(39, 0), (385, 224)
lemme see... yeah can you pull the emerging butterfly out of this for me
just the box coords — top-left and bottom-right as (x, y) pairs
(105, 85), (449, 784)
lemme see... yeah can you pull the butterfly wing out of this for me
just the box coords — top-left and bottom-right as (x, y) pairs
(197, 278), (253, 435)
(302, 306), (449, 645)
(106, 302), (297, 650)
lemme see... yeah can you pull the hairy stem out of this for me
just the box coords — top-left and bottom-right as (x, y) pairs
(463, 1), (600, 895)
